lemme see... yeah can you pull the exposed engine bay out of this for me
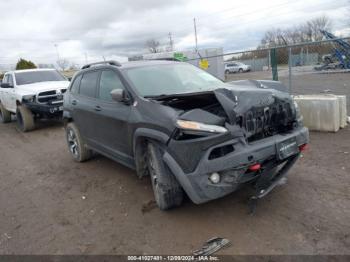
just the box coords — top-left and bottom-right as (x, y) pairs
(154, 80), (298, 143)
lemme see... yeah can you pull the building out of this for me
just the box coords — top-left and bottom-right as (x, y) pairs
(142, 48), (225, 80)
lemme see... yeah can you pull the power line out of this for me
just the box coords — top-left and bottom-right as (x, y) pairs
(194, 18), (198, 51)
(198, 0), (337, 29)
(168, 32), (174, 51)
(194, 1), (343, 40)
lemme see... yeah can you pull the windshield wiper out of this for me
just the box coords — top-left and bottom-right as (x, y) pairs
(144, 90), (214, 100)
(144, 94), (180, 99)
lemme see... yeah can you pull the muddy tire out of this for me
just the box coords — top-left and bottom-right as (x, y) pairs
(147, 142), (183, 210)
(225, 70), (230, 74)
(65, 122), (93, 162)
(239, 68), (243, 73)
(16, 105), (35, 132)
(0, 103), (11, 123)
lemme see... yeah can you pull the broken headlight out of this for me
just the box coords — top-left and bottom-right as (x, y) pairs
(176, 120), (227, 134)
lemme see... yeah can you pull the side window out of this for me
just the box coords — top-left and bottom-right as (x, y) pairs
(8, 75), (13, 86)
(98, 70), (125, 101)
(79, 71), (99, 98)
(70, 74), (82, 94)
(2, 75), (8, 84)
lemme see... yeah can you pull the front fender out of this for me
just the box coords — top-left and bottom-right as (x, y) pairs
(62, 110), (73, 125)
(133, 128), (170, 154)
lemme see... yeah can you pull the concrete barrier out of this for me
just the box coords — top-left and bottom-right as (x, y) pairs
(336, 95), (347, 128)
(294, 94), (347, 132)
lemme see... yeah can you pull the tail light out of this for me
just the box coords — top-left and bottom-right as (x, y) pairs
(299, 144), (308, 152)
(248, 163), (261, 172)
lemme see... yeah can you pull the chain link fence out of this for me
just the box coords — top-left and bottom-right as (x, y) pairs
(220, 37), (350, 111)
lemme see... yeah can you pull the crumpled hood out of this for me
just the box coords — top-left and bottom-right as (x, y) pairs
(214, 84), (293, 124)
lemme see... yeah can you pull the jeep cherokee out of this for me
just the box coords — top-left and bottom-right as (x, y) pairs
(63, 60), (309, 210)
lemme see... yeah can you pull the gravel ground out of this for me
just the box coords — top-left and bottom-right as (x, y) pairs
(0, 120), (349, 255)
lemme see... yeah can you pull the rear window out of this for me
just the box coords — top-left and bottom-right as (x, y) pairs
(15, 70), (66, 85)
(79, 71), (99, 98)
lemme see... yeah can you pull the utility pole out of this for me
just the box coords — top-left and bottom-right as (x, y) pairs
(168, 32), (174, 51)
(54, 44), (60, 61)
(193, 18), (198, 51)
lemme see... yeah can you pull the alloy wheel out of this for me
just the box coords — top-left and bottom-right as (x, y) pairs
(67, 129), (79, 157)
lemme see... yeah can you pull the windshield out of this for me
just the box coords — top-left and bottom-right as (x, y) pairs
(125, 64), (225, 97)
(15, 70), (66, 85)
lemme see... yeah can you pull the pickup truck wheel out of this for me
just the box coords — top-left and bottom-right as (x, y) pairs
(66, 122), (92, 162)
(239, 68), (243, 73)
(147, 142), (183, 210)
(225, 70), (230, 74)
(16, 105), (35, 132)
(0, 103), (11, 123)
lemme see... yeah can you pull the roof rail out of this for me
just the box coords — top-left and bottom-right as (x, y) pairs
(81, 60), (121, 69)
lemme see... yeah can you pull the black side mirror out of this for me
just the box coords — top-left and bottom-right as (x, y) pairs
(1, 83), (13, 88)
(110, 89), (130, 103)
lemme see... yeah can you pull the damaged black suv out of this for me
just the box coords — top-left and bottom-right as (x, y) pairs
(63, 60), (309, 210)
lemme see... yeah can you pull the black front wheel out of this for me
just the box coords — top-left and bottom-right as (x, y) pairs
(147, 142), (183, 210)
(66, 122), (93, 162)
(16, 105), (35, 132)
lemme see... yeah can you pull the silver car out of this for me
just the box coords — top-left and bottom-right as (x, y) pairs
(225, 62), (251, 74)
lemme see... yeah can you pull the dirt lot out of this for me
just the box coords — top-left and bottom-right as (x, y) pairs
(0, 120), (349, 255)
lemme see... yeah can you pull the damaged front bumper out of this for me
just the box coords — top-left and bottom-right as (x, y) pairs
(163, 127), (309, 204)
(23, 101), (64, 117)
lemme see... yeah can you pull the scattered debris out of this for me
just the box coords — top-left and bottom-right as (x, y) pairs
(82, 196), (86, 200)
(192, 237), (231, 256)
(141, 200), (157, 214)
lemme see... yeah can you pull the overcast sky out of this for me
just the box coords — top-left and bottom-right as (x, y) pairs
(0, 0), (349, 67)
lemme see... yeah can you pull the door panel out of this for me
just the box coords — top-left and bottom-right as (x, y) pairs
(70, 71), (100, 143)
(7, 75), (16, 112)
(92, 70), (132, 159)
(0, 74), (15, 111)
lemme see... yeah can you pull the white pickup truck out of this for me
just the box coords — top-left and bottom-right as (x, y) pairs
(0, 69), (70, 131)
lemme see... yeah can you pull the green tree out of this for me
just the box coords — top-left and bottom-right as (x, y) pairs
(16, 58), (37, 70)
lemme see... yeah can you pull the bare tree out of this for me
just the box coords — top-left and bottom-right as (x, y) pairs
(304, 15), (332, 41)
(145, 39), (161, 53)
(260, 15), (332, 48)
(56, 59), (70, 71)
(69, 63), (80, 70)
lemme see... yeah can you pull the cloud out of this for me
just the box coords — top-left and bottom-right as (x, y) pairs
(0, 0), (348, 68)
